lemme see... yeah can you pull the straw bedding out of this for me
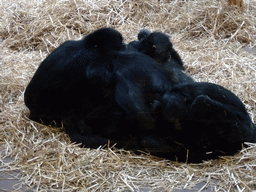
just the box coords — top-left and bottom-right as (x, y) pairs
(0, 0), (256, 191)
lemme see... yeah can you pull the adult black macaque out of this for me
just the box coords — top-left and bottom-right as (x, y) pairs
(24, 28), (125, 127)
(24, 27), (172, 150)
(126, 30), (256, 162)
(143, 82), (256, 163)
(128, 29), (194, 85)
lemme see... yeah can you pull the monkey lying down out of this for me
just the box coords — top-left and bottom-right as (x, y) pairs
(24, 28), (256, 163)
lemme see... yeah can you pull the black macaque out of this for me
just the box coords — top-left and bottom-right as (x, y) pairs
(142, 82), (256, 163)
(24, 28), (125, 127)
(127, 29), (151, 51)
(128, 29), (184, 69)
(79, 30), (255, 163)
(24, 27), (134, 148)
(24, 27), (172, 150)
(25, 27), (255, 164)
(128, 29), (194, 85)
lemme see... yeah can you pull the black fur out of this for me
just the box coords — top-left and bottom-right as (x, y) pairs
(128, 29), (184, 69)
(24, 28), (125, 127)
(25, 28), (256, 163)
(24, 27), (172, 150)
(145, 82), (256, 163)
(128, 29), (194, 85)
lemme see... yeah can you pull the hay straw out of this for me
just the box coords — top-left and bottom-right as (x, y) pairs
(1, 0), (256, 191)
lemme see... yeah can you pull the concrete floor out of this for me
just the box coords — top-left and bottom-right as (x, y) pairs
(0, 155), (213, 191)
(0, 170), (212, 192)
(0, 157), (35, 191)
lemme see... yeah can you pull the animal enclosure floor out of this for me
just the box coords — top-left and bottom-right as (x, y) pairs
(0, 45), (255, 192)
(1, 8), (256, 188)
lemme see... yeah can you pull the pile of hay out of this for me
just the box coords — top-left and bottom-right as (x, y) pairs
(1, 0), (256, 191)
